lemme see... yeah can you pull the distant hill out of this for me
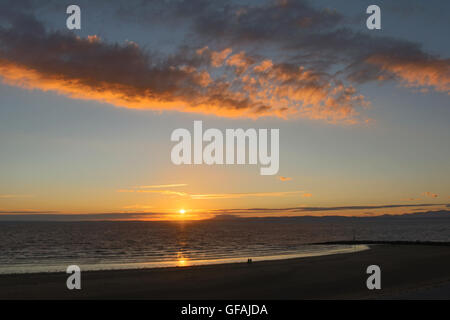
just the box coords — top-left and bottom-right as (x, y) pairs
(206, 209), (450, 221)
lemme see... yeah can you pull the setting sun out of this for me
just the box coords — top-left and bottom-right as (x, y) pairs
(179, 209), (186, 214)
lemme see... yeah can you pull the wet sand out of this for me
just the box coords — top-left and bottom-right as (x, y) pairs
(1, 244), (450, 299)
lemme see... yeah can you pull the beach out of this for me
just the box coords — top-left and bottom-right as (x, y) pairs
(0, 244), (449, 299)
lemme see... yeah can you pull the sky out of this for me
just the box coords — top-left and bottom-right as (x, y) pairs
(0, 0), (449, 220)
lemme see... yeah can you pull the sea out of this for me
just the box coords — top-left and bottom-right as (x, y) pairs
(1, 217), (449, 274)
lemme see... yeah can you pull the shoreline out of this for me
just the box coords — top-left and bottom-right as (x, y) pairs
(3, 240), (449, 276)
(0, 244), (369, 276)
(1, 243), (450, 299)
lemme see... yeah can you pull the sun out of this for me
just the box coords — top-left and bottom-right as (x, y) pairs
(179, 209), (186, 214)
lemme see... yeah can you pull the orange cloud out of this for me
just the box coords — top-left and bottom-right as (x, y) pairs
(422, 192), (439, 198)
(278, 176), (292, 181)
(0, 194), (33, 199)
(243, 60), (369, 123)
(209, 47), (233, 67)
(86, 35), (101, 43)
(367, 54), (450, 94)
(225, 51), (254, 74)
(117, 188), (309, 200)
(117, 189), (189, 197)
(133, 184), (187, 189)
(189, 190), (307, 200)
(0, 27), (369, 123)
(0, 57), (364, 121)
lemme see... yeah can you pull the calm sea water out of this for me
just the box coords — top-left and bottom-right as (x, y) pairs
(0, 218), (449, 274)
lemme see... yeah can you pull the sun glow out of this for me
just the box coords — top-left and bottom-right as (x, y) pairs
(179, 209), (186, 214)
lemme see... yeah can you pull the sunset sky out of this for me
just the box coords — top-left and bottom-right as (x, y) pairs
(0, 0), (449, 220)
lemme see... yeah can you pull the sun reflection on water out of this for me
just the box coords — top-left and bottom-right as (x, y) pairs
(177, 251), (188, 267)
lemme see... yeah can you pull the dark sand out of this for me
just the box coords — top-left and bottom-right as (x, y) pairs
(1, 244), (450, 299)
